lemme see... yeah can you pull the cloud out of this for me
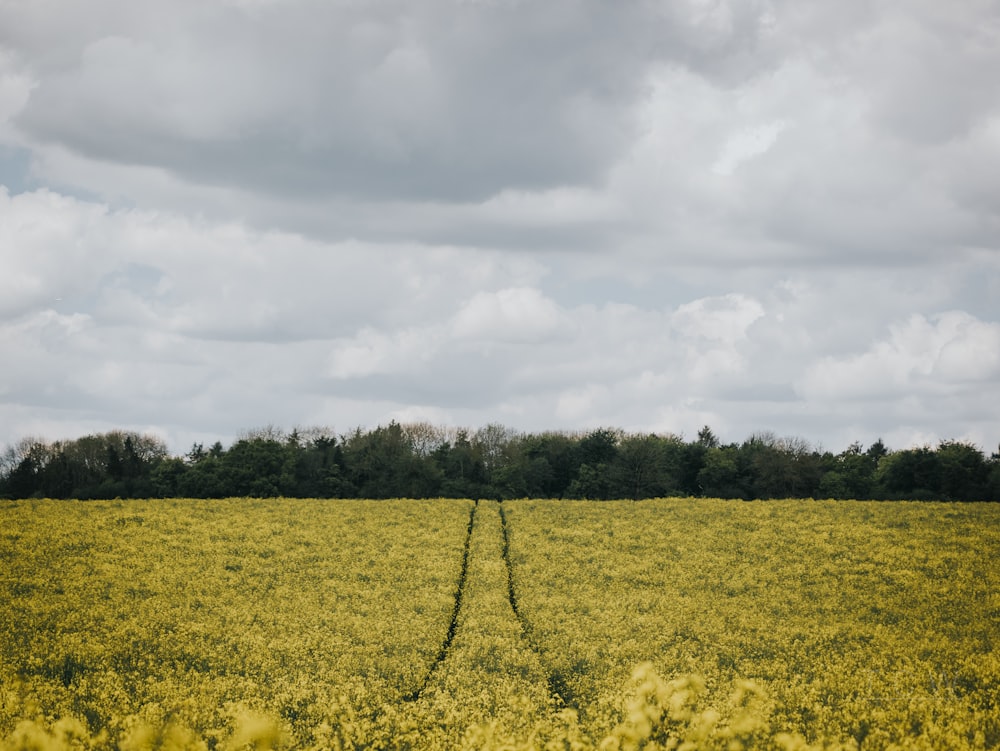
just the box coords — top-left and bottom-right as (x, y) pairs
(5, 0), (998, 267)
(452, 287), (570, 344)
(0, 188), (114, 317)
(798, 312), (1000, 402)
(5, 0), (775, 203)
(328, 326), (443, 380)
(0, 48), (32, 128)
(1, 1), (999, 456)
(853, 3), (1000, 145)
(671, 293), (765, 344)
(711, 120), (788, 176)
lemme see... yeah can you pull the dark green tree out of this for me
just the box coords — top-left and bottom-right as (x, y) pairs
(567, 462), (615, 500)
(220, 437), (292, 497)
(877, 447), (941, 500)
(516, 432), (580, 497)
(697, 446), (745, 498)
(433, 429), (488, 498)
(612, 433), (684, 499)
(936, 441), (989, 501)
(696, 425), (720, 448)
(343, 422), (441, 498)
(569, 428), (620, 498)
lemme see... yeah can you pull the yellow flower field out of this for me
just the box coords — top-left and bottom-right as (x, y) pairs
(505, 499), (1000, 749)
(1, 498), (998, 750)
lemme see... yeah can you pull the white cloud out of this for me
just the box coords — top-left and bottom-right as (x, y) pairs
(797, 312), (1000, 401)
(0, 1), (999, 455)
(451, 287), (570, 344)
(671, 293), (765, 343)
(328, 326), (442, 379)
(555, 383), (609, 422)
(0, 48), (33, 128)
(0, 189), (113, 317)
(712, 120), (787, 175)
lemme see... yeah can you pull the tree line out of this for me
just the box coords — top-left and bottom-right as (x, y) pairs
(2, 423), (998, 502)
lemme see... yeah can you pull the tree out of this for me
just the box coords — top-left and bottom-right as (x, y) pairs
(817, 470), (851, 500)
(987, 449), (1000, 502)
(696, 425), (720, 449)
(286, 434), (350, 497)
(402, 422), (448, 458)
(817, 442), (877, 499)
(612, 433), (684, 499)
(866, 438), (888, 464)
(238, 424), (286, 443)
(39, 449), (75, 498)
(567, 462), (615, 500)
(434, 430), (488, 498)
(517, 432), (580, 497)
(0, 438), (50, 498)
(568, 428), (621, 499)
(740, 432), (788, 498)
(3, 423), (994, 502)
(186, 443), (207, 463)
(222, 437), (292, 497)
(474, 423), (517, 486)
(740, 433), (820, 499)
(877, 447), (941, 500)
(343, 422), (441, 498)
(178, 454), (227, 498)
(150, 457), (187, 497)
(579, 428), (619, 466)
(697, 446), (744, 499)
(936, 441), (988, 501)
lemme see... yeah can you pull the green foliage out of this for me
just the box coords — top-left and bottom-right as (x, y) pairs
(2, 427), (998, 501)
(697, 447), (744, 499)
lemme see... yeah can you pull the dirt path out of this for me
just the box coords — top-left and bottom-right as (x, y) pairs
(390, 500), (573, 746)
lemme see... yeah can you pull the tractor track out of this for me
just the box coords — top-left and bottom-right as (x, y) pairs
(403, 499), (478, 703)
(403, 499), (574, 710)
(498, 501), (576, 709)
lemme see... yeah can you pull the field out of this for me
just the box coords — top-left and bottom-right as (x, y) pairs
(1, 498), (998, 750)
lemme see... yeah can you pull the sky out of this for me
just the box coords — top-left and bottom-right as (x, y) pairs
(1, 0), (999, 456)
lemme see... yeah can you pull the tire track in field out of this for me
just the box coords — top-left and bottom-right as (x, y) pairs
(403, 499), (478, 703)
(401, 500), (564, 747)
(498, 501), (576, 709)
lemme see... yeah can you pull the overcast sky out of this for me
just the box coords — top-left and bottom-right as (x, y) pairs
(1, 0), (999, 456)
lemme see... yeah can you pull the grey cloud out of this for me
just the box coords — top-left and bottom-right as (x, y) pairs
(0, 145), (31, 192)
(855, 5), (1000, 145)
(8, 0), (998, 269)
(712, 383), (798, 403)
(324, 365), (513, 411)
(9, 0), (773, 202)
(2, 1), (999, 456)
(3, 257), (998, 453)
